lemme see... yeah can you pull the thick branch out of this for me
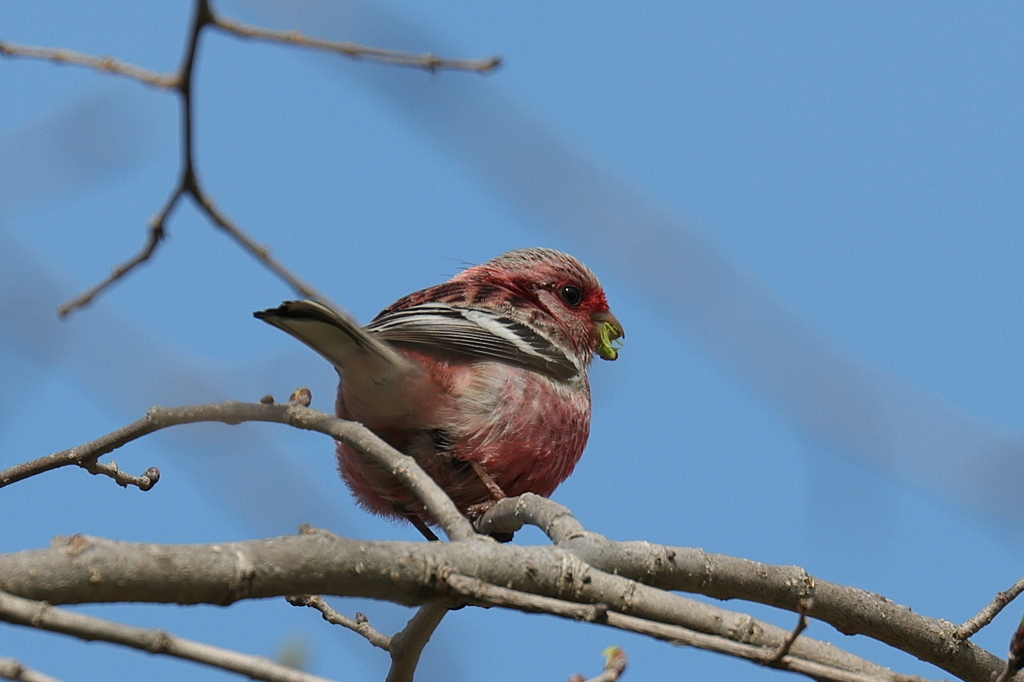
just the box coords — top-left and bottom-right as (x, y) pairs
(447, 574), (888, 682)
(479, 494), (1006, 682)
(0, 532), (926, 682)
(0, 590), (336, 682)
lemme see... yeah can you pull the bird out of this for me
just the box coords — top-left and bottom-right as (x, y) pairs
(254, 247), (623, 539)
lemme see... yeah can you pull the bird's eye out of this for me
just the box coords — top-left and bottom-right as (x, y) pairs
(558, 285), (583, 307)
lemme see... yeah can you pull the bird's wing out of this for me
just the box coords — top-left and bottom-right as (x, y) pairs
(366, 302), (582, 381)
(254, 300), (414, 379)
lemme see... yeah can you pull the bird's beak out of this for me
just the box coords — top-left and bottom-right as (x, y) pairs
(591, 310), (625, 361)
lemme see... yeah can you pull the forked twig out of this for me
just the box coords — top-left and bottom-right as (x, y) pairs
(0, 0), (497, 316)
(287, 595), (391, 651)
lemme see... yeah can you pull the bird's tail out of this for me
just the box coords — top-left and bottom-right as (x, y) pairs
(254, 300), (410, 377)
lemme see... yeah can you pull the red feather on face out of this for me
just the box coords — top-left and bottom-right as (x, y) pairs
(255, 248), (623, 535)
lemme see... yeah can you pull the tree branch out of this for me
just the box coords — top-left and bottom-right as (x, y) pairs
(1, 406), (1005, 680)
(0, 590), (337, 682)
(447, 574), (893, 682)
(0, 657), (64, 682)
(386, 604), (450, 682)
(478, 494), (1003, 682)
(287, 595), (391, 651)
(0, 532), (932, 682)
(0, 400), (476, 541)
(210, 15), (501, 72)
(956, 574), (1024, 640)
(0, 41), (177, 87)
(764, 599), (812, 666)
(1, 0), (496, 316)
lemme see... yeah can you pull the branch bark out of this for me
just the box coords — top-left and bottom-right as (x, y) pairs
(0, 531), (936, 682)
(478, 494), (1009, 682)
(0, 401), (475, 541)
(0, 590), (337, 682)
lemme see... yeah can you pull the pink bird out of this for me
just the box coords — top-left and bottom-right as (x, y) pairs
(255, 248), (623, 539)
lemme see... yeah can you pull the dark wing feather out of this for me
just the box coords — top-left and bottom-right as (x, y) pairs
(366, 303), (581, 381)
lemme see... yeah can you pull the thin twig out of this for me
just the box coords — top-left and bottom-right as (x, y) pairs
(956, 575), (1024, 640)
(0, 590), (337, 682)
(0, 41), (177, 88)
(0, 657), (65, 682)
(764, 598), (813, 665)
(211, 15), (501, 72)
(80, 460), (160, 491)
(287, 595), (391, 650)
(2, 0), (493, 316)
(386, 603), (450, 682)
(56, 212), (169, 317)
(0, 401), (476, 541)
(0, 417), (162, 491)
(188, 187), (327, 303)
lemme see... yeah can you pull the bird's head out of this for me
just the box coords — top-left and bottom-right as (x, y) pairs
(457, 248), (625, 363)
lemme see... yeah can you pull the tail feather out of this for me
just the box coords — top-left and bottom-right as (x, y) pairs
(254, 300), (410, 377)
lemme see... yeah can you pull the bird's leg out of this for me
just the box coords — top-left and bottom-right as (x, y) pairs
(400, 510), (440, 542)
(469, 461), (507, 502)
(462, 462), (516, 542)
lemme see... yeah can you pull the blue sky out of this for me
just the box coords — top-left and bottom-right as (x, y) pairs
(1, 2), (1022, 680)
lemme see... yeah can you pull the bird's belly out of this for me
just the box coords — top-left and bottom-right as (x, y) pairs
(334, 360), (591, 525)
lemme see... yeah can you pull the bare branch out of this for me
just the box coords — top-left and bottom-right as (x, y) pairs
(211, 14), (501, 72)
(187, 187), (327, 303)
(477, 492), (584, 541)
(287, 595), (391, 651)
(445, 572), (607, 621)
(444, 574), (904, 682)
(0, 401), (476, 541)
(0, 412), (164, 491)
(480, 494), (993, 682)
(764, 599), (812, 666)
(386, 604), (450, 682)
(956, 574), (1024, 640)
(2, 0), (499, 315)
(0, 590), (338, 682)
(0, 410), (998, 680)
(0, 41), (177, 88)
(0, 533), (931, 682)
(80, 460), (161, 491)
(56, 210), (169, 317)
(0, 657), (65, 682)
